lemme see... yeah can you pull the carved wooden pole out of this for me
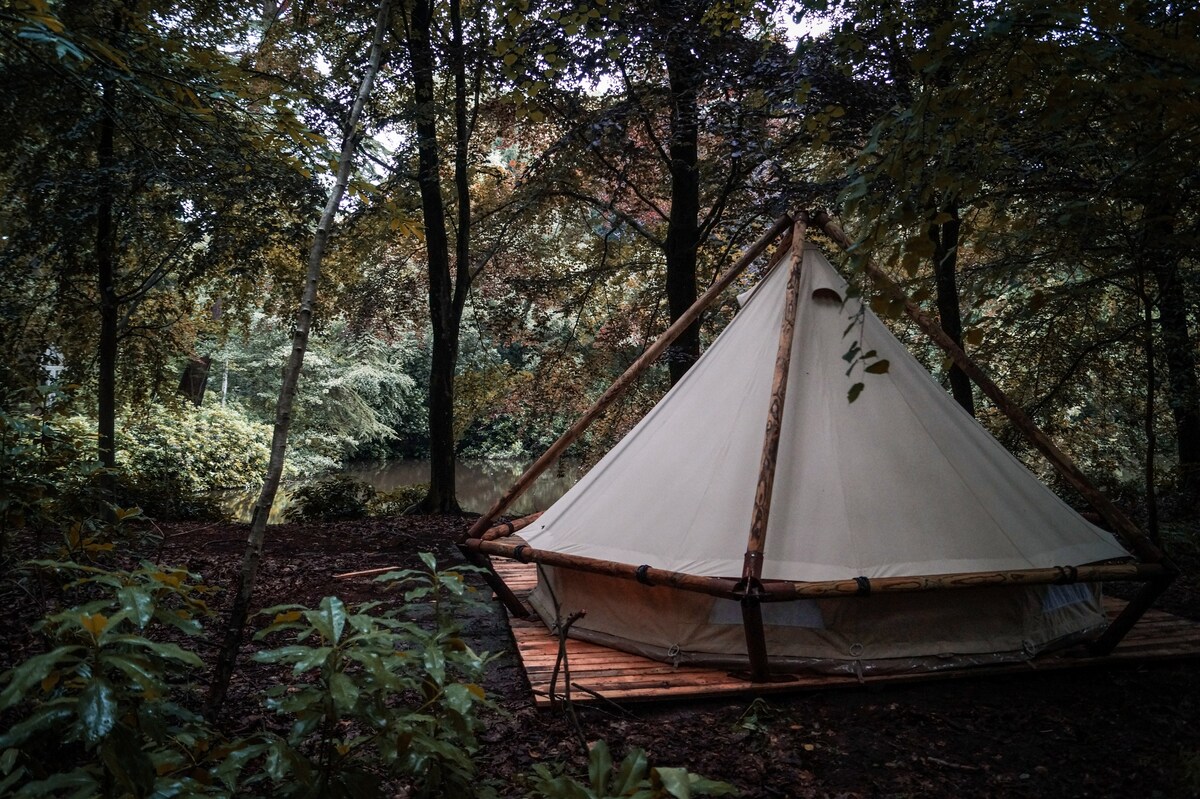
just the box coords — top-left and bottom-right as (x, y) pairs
(740, 214), (809, 681)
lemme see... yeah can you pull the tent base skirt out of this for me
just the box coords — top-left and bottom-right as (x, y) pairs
(493, 561), (1200, 708)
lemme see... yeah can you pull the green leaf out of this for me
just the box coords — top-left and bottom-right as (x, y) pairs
(1, 747), (18, 774)
(864, 359), (890, 375)
(15, 768), (97, 798)
(0, 702), (75, 748)
(328, 671), (359, 711)
(99, 724), (155, 796)
(103, 654), (163, 696)
(614, 748), (649, 794)
(419, 552), (438, 572)
(423, 646), (445, 685)
(442, 683), (476, 717)
(322, 596), (347, 643)
(117, 637), (203, 667)
(78, 678), (117, 746)
(847, 382), (865, 403)
(0, 647), (83, 708)
(117, 585), (154, 628)
(654, 767), (693, 798)
(588, 739), (612, 795)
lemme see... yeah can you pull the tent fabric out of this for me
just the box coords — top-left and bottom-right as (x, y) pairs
(528, 567), (1107, 671)
(518, 240), (1129, 669)
(521, 243), (1128, 580)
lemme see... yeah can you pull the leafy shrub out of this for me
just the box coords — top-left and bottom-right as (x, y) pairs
(529, 739), (737, 799)
(368, 483), (428, 517)
(112, 470), (227, 522)
(0, 390), (126, 561)
(285, 475), (376, 521)
(119, 402), (272, 493)
(252, 553), (494, 798)
(0, 560), (251, 797)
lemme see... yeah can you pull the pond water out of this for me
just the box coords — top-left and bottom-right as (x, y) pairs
(220, 459), (584, 524)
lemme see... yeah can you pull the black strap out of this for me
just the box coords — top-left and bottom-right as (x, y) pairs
(854, 576), (871, 596)
(635, 564), (653, 585)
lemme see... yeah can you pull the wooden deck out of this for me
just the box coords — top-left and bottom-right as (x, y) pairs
(492, 561), (1200, 708)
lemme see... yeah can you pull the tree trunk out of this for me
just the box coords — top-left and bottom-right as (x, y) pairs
(97, 78), (118, 470)
(663, 50), (701, 386)
(206, 0), (391, 717)
(410, 0), (471, 513)
(1146, 207), (1200, 508)
(930, 208), (975, 415)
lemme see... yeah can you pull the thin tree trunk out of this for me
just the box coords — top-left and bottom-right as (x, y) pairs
(410, 0), (469, 513)
(663, 52), (701, 386)
(1139, 272), (1159, 542)
(97, 78), (118, 471)
(930, 208), (974, 415)
(207, 0), (391, 716)
(1149, 245), (1200, 509)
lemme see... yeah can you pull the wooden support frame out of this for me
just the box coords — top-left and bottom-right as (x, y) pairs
(740, 213), (809, 681)
(468, 536), (1169, 599)
(465, 211), (1176, 679)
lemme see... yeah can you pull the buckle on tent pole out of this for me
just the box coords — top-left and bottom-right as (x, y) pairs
(635, 564), (653, 586)
(512, 544), (532, 563)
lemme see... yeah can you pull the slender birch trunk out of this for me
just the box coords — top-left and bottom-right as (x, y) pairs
(207, 0), (392, 715)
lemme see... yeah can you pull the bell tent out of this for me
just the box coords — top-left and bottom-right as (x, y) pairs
(462, 212), (1173, 680)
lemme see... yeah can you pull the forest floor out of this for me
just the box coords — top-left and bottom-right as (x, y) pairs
(5, 514), (1200, 798)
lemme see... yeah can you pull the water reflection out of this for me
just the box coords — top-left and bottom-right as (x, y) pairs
(219, 459), (583, 524)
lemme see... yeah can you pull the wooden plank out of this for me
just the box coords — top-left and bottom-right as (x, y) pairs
(491, 562), (1200, 709)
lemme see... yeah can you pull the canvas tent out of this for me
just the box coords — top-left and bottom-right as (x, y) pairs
(462, 212), (1174, 680)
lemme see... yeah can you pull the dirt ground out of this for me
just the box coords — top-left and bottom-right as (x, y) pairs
(4, 514), (1200, 798)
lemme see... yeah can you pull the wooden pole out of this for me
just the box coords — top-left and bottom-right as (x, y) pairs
(765, 561), (1169, 599)
(466, 538), (743, 598)
(461, 214), (795, 543)
(467, 536), (1166, 600)
(741, 214), (809, 681)
(812, 211), (1167, 566)
(481, 511), (544, 541)
(1088, 576), (1173, 655)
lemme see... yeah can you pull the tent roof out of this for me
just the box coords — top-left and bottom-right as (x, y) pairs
(521, 242), (1128, 581)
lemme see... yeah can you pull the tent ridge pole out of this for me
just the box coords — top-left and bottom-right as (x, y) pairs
(461, 213), (795, 543)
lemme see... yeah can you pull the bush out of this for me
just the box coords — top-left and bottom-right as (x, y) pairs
(0, 560), (247, 797)
(285, 474), (376, 522)
(368, 483), (428, 516)
(252, 554), (495, 798)
(0, 390), (123, 560)
(112, 470), (227, 522)
(119, 403), (272, 494)
(0, 554), (495, 798)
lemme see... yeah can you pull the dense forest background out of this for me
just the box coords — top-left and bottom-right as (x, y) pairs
(2, 0), (1197, 524)
(1, 1), (1199, 796)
